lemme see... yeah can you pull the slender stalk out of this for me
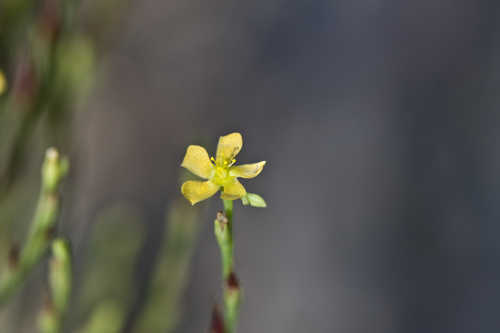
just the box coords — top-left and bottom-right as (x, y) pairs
(214, 199), (241, 333)
(223, 273), (241, 333)
(222, 199), (233, 231)
(0, 148), (68, 305)
(38, 238), (72, 333)
(215, 200), (233, 279)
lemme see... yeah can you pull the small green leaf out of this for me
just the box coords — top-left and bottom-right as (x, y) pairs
(246, 193), (267, 208)
(241, 196), (249, 206)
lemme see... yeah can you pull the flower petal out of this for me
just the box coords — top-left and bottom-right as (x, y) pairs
(216, 132), (243, 163)
(181, 180), (220, 205)
(221, 179), (246, 200)
(229, 161), (266, 179)
(181, 145), (214, 179)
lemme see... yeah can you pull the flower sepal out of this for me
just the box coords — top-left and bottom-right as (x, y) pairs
(241, 193), (267, 208)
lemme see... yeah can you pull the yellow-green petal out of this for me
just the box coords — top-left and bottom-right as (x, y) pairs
(0, 70), (6, 95)
(229, 161), (266, 179)
(221, 179), (246, 200)
(216, 132), (242, 164)
(181, 180), (220, 205)
(181, 145), (214, 179)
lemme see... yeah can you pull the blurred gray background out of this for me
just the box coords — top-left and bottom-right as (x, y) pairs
(71, 0), (500, 332)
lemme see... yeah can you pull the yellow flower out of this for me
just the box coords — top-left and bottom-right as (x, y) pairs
(181, 132), (266, 205)
(0, 70), (6, 95)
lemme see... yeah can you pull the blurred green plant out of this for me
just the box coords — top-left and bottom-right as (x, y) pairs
(133, 199), (201, 333)
(38, 238), (72, 333)
(71, 204), (144, 333)
(0, 148), (68, 306)
(0, 0), (96, 198)
(76, 300), (125, 333)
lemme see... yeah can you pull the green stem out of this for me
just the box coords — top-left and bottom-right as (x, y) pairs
(0, 148), (68, 306)
(38, 239), (72, 333)
(223, 273), (241, 333)
(220, 199), (233, 279)
(214, 199), (241, 333)
(222, 199), (233, 230)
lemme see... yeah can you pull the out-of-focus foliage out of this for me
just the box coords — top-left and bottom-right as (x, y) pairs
(0, 148), (69, 333)
(133, 200), (201, 332)
(0, 0), (209, 332)
(72, 204), (144, 332)
(0, 148), (68, 305)
(0, 0), (99, 198)
(38, 238), (72, 333)
(76, 300), (125, 333)
(72, 201), (203, 333)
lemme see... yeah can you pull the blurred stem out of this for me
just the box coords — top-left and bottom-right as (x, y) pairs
(38, 238), (72, 333)
(214, 199), (241, 333)
(0, 0), (77, 198)
(0, 106), (44, 197)
(132, 200), (201, 333)
(0, 148), (68, 306)
(49, 239), (72, 317)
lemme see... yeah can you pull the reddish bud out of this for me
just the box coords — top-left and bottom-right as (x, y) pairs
(227, 272), (240, 290)
(210, 305), (225, 333)
(39, 0), (61, 41)
(13, 59), (37, 103)
(45, 226), (57, 241)
(8, 244), (20, 269)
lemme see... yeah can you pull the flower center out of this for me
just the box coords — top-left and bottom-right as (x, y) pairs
(211, 166), (229, 186)
(210, 156), (235, 186)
